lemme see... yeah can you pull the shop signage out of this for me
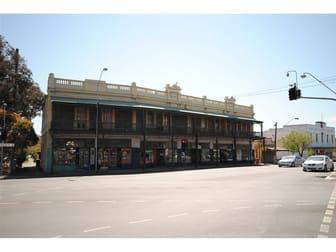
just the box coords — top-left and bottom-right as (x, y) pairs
(0, 143), (15, 147)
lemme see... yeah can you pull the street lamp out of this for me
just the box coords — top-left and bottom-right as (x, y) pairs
(95, 68), (108, 174)
(274, 117), (299, 163)
(286, 70), (298, 87)
(301, 72), (336, 96)
(284, 117), (299, 126)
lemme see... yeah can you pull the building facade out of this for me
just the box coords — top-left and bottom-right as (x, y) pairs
(41, 73), (263, 173)
(263, 122), (336, 159)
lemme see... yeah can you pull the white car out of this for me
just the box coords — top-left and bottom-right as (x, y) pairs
(302, 155), (334, 172)
(278, 155), (304, 167)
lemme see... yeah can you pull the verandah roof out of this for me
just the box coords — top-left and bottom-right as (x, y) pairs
(50, 96), (262, 123)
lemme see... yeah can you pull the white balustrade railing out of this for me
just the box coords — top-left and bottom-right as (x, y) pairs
(48, 73), (254, 118)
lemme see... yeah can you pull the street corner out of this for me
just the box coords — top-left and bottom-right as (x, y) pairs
(326, 172), (336, 180)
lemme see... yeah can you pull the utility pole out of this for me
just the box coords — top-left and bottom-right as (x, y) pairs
(274, 122), (277, 163)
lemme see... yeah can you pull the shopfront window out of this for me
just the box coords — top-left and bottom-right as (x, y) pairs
(121, 148), (132, 165)
(220, 145), (234, 161)
(53, 140), (78, 165)
(201, 149), (211, 162)
(53, 139), (94, 167)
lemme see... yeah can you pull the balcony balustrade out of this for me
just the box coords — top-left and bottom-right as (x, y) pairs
(51, 119), (260, 139)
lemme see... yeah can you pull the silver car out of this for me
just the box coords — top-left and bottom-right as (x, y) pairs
(278, 155), (304, 167)
(302, 155), (335, 172)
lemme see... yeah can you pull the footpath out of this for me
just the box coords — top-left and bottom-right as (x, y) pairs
(1, 163), (336, 180)
(1, 163), (257, 180)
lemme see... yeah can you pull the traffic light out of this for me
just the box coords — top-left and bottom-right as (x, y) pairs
(288, 86), (301, 101)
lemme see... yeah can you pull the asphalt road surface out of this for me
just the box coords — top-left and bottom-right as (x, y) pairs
(1, 165), (336, 238)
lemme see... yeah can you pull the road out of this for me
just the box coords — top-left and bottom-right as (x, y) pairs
(1, 165), (336, 238)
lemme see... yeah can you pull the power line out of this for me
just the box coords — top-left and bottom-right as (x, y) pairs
(232, 76), (336, 98)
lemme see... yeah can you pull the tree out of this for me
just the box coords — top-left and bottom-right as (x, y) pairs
(0, 35), (45, 119)
(27, 136), (41, 160)
(0, 35), (45, 167)
(279, 131), (313, 157)
(7, 118), (39, 167)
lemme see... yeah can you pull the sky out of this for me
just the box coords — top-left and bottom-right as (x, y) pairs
(1, 4), (336, 135)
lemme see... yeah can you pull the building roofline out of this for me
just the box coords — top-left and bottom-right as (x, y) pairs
(47, 73), (258, 121)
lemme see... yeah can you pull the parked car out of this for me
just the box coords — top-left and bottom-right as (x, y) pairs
(278, 155), (305, 167)
(302, 155), (334, 172)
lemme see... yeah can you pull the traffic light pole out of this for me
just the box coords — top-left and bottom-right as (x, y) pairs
(300, 96), (336, 102)
(288, 71), (336, 102)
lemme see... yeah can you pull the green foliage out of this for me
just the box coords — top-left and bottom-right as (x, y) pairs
(7, 119), (39, 167)
(279, 131), (313, 157)
(307, 148), (315, 156)
(27, 136), (41, 160)
(0, 35), (45, 119)
(0, 35), (45, 167)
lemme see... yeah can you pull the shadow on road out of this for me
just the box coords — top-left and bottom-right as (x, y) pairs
(2, 163), (264, 180)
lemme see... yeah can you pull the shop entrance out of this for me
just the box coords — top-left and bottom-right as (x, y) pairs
(153, 148), (165, 166)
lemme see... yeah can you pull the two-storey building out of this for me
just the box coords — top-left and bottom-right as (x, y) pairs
(41, 73), (263, 173)
(264, 121), (336, 159)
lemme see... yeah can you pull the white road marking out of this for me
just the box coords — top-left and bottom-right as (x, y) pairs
(0, 202), (18, 205)
(202, 209), (221, 213)
(295, 201), (315, 206)
(132, 200), (146, 203)
(33, 201), (52, 204)
(52, 235), (63, 238)
(317, 185), (336, 238)
(320, 224), (330, 233)
(264, 200), (282, 203)
(83, 226), (111, 233)
(13, 193), (26, 197)
(168, 213), (188, 218)
(97, 200), (117, 203)
(232, 206), (252, 210)
(327, 204), (335, 210)
(295, 202), (315, 206)
(325, 209), (334, 216)
(264, 204), (282, 208)
(34, 190), (45, 193)
(66, 201), (84, 204)
(230, 200), (250, 203)
(322, 216), (332, 224)
(128, 219), (152, 224)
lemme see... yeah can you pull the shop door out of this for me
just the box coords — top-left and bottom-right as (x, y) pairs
(155, 148), (165, 166)
(79, 148), (90, 170)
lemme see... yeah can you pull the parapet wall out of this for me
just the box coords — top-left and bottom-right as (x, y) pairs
(48, 73), (255, 119)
